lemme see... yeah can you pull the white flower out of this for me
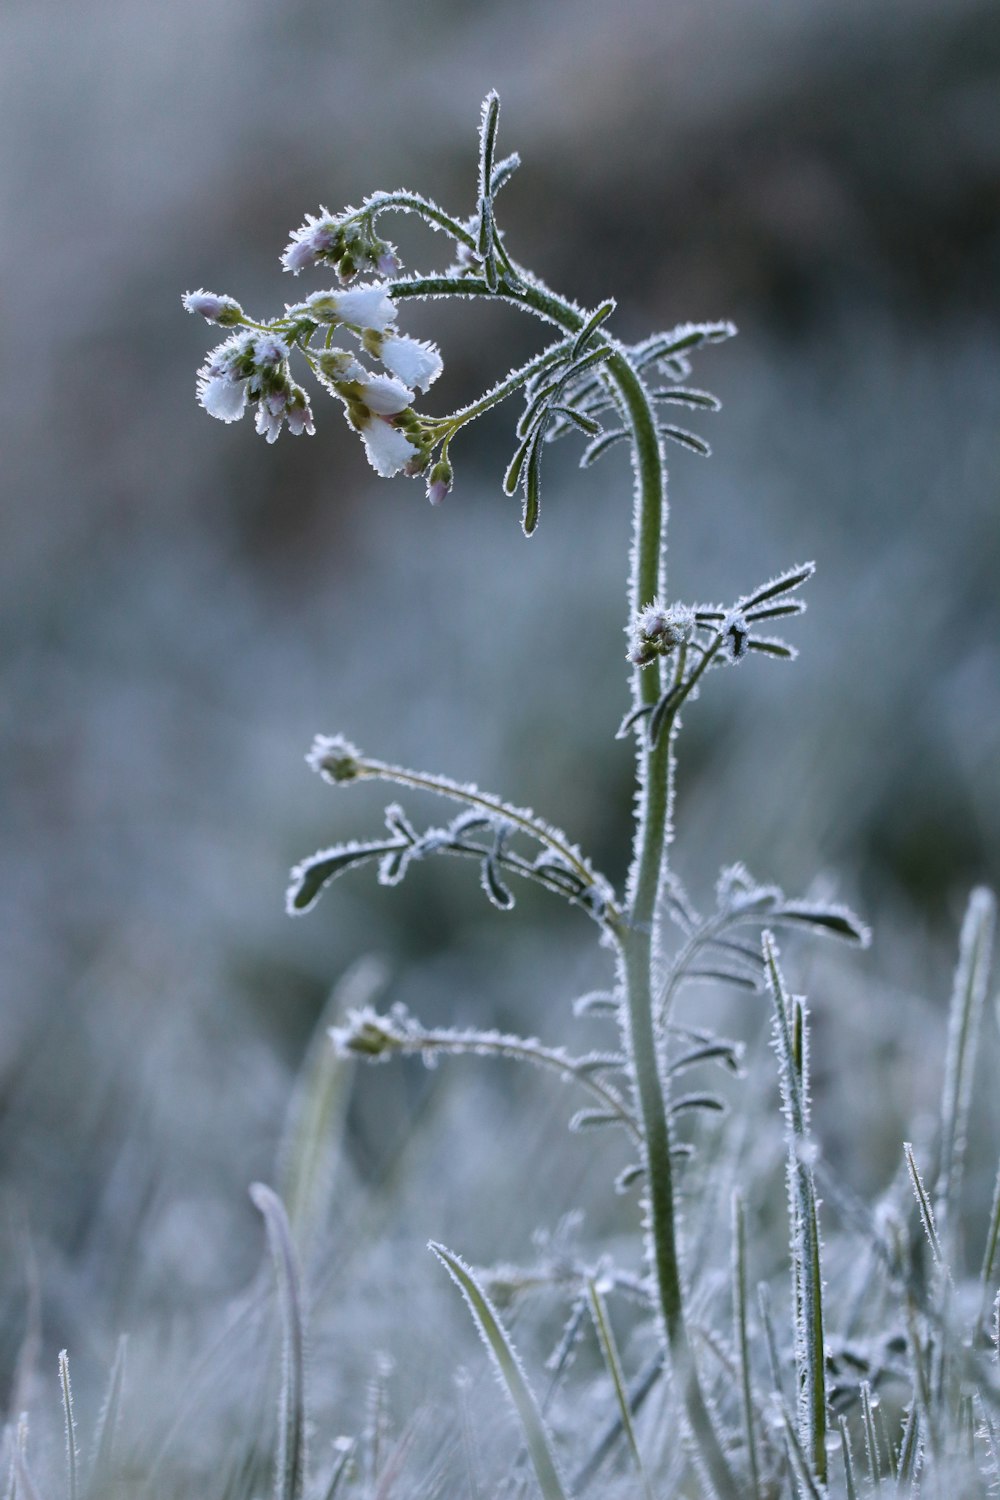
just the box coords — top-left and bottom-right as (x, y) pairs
(281, 209), (339, 274)
(357, 416), (419, 477)
(199, 373), (248, 422)
(379, 334), (443, 392)
(196, 332), (256, 423)
(255, 392), (286, 443)
(285, 389), (315, 437)
(252, 333), (290, 369)
(356, 374), (413, 416)
(293, 285), (396, 333)
(253, 384), (315, 443)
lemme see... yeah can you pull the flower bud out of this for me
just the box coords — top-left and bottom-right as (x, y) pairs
(183, 289), (244, 325)
(306, 734), (364, 782)
(426, 459), (453, 506)
(722, 611), (749, 662)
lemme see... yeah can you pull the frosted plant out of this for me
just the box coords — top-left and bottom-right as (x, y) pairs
(182, 94), (1000, 1499)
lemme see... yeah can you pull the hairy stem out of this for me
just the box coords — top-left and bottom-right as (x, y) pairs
(400, 261), (735, 1492)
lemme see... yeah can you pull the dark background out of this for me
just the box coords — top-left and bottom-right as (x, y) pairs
(3, 0), (999, 1479)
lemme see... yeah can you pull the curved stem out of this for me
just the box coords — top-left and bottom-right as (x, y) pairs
(364, 191), (478, 251)
(384, 1027), (640, 1141)
(398, 262), (737, 1492)
(611, 343), (739, 1498)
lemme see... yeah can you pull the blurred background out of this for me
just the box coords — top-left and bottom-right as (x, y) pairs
(3, 0), (1000, 1487)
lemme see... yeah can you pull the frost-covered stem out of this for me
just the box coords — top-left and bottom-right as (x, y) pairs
(613, 363), (736, 1494)
(397, 264), (733, 1491)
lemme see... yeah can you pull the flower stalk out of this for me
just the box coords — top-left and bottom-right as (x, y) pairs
(182, 92), (841, 1496)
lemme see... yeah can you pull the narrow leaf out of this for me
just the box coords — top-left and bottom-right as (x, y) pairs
(615, 1164), (645, 1193)
(549, 405), (601, 437)
(937, 887), (995, 1245)
(481, 855), (515, 911)
(668, 1092), (726, 1117)
(745, 638), (795, 660)
(504, 429), (534, 498)
(430, 1243), (571, 1500)
(280, 957), (386, 1252)
(251, 1184), (307, 1500)
(859, 1381), (882, 1490)
(570, 1109), (623, 1132)
(771, 902), (870, 946)
(732, 1194), (761, 1500)
(522, 431), (542, 535)
(571, 301), (616, 360)
(903, 1143), (945, 1271)
(287, 841), (393, 913)
(652, 386), (721, 411)
(88, 1337), (127, 1500)
(580, 428), (628, 468)
(742, 563), (815, 610)
(59, 1351), (78, 1500)
(659, 424), (711, 456)
(838, 1415), (858, 1500)
(490, 152), (520, 196)
(648, 683), (685, 748)
(586, 1279), (653, 1500)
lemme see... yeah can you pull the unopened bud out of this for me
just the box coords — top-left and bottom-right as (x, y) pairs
(306, 734), (364, 783)
(183, 289), (245, 325)
(426, 459), (453, 506)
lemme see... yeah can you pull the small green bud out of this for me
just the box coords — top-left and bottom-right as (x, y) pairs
(306, 734), (365, 783)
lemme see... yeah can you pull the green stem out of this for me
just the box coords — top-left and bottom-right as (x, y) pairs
(400, 263), (736, 1494)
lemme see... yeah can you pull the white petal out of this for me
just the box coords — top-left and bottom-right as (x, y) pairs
(359, 374), (412, 415)
(198, 374), (247, 422)
(380, 335), (443, 392)
(333, 283), (397, 332)
(360, 418), (418, 477)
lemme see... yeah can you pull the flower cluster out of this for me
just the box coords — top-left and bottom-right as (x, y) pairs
(186, 273), (444, 480)
(193, 328), (315, 444)
(627, 602), (695, 667)
(281, 207), (400, 280)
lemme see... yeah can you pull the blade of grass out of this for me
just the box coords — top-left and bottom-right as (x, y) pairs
(251, 1184), (307, 1500)
(859, 1381), (883, 1491)
(732, 1193), (761, 1498)
(903, 1143), (945, 1273)
(837, 1416), (858, 1500)
(585, 1277), (654, 1500)
(937, 889), (995, 1252)
(88, 1336), (126, 1500)
(430, 1243), (571, 1500)
(279, 956), (387, 1255)
(764, 934), (827, 1485)
(58, 1352), (78, 1500)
